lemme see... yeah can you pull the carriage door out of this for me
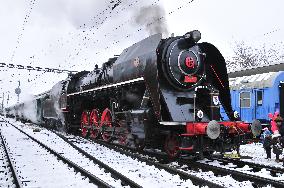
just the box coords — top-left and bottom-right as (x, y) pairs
(279, 82), (284, 118)
(255, 90), (263, 119)
(239, 91), (251, 121)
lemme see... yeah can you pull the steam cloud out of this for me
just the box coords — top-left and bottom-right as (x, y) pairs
(133, 5), (169, 37)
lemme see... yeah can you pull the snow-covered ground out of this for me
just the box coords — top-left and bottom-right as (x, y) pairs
(3, 116), (284, 187)
(0, 123), (98, 188)
(10, 120), (199, 188)
(240, 143), (284, 168)
(4, 117), (246, 187)
(195, 142), (284, 187)
(0, 135), (15, 187)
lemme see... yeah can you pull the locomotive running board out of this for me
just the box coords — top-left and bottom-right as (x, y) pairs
(159, 121), (186, 126)
(67, 77), (144, 96)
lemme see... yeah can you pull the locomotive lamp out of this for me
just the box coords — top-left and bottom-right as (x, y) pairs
(233, 111), (239, 119)
(196, 110), (204, 119)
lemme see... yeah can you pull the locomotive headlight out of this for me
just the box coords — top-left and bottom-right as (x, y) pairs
(196, 110), (204, 119)
(233, 111), (239, 119)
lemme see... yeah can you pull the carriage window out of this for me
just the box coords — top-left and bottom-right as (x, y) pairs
(256, 90), (263, 106)
(240, 91), (250, 108)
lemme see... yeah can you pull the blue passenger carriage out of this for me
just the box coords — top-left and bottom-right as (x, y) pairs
(221, 68), (284, 125)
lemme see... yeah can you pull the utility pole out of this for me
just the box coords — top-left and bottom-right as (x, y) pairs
(15, 80), (21, 103)
(6, 93), (9, 106)
(1, 92), (4, 112)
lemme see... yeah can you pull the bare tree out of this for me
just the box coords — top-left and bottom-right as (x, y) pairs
(227, 41), (284, 72)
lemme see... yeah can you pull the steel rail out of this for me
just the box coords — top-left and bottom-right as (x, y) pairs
(80, 135), (284, 188)
(2, 119), (113, 188)
(53, 131), (143, 188)
(212, 157), (284, 176)
(73, 135), (225, 188)
(0, 131), (23, 188)
(179, 158), (284, 188)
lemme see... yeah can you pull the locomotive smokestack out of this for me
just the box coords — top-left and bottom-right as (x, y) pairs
(133, 5), (169, 37)
(184, 30), (201, 43)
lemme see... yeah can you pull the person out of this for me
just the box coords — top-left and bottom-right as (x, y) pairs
(272, 134), (282, 162)
(272, 115), (284, 164)
(269, 112), (280, 134)
(262, 128), (272, 159)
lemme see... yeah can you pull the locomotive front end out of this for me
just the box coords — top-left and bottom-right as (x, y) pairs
(156, 30), (257, 158)
(161, 30), (205, 91)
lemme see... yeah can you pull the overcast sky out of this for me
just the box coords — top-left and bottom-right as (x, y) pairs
(0, 0), (283, 106)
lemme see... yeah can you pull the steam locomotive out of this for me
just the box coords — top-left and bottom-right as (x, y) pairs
(6, 31), (261, 158)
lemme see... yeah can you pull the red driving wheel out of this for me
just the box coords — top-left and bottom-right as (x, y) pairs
(80, 111), (89, 138)
(164, 134), (180, 159)
(117, 122), (128, 145)
(89, 109), (100, 139)
(100, 108), (113, 142)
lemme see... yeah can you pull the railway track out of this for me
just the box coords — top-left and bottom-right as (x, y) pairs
(54, 130), (260, 188)
(65, 132), (284, 188)
(4, 117), (213, 187)
(0, 118), (121, 187)
(179, 159), (284, 188)
(53, 131), (224, 188)
(4, 116), (284, 187)
(211, 157), (284, 178)
(0, 130), (22, 188)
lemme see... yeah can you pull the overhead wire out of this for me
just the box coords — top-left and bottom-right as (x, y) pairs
(69, 0), (196, 70)
(67, 0), (167, 70)
(3, 0), (195, 103)
(10, 0), (37, 64)
(0, 62), (77, 74)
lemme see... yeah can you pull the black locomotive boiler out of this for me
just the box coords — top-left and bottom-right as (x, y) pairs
(6, 30), (260, 159)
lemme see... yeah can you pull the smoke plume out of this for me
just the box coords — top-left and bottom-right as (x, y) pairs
(133, 5), (169, 37)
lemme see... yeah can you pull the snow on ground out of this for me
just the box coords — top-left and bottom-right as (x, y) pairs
(67, 136), (199, 188)
(168, 161), (253, 188)
(4, 116), (283, 188)
(0, 122), (97, 188)
(0, 136), (15, 187)
(6, 121), (124, 188)
(240, 142), (284, 168)
(74, 134), (257, 188)
(195, 142), (284, 186)
(6, 118), (198, 188)
(200, 158), (284, 182)
(18, 121), (249, 187)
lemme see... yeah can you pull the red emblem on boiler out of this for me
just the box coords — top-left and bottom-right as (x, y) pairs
(185, 56), (195, 69)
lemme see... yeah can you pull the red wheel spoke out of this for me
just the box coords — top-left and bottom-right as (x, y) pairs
(80, 111), (89, 138)
(164, 135), (180, 159)
(89, 109), (100, 139)
(118, 123), (128, 145)
(101, 108), (112, 142)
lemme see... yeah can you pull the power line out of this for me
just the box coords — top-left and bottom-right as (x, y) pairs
(0, 62), (78, 74)
(10, 0), (38, 63)
(69, 0), (196, 70)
